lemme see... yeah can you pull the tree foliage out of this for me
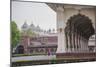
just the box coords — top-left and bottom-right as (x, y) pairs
(27, 29), (36, 37)
(11, 21), (20, 48)
(21, 28), (37, 37)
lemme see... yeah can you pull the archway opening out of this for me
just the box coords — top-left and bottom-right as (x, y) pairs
(65, 14), (95, 52)
(15, 45), (24, 54)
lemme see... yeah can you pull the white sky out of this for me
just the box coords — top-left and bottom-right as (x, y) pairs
(11, 1), (57, 31)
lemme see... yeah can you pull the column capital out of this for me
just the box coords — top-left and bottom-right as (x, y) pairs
(57, 28), (65, 33)
(56, 5), (64, 12)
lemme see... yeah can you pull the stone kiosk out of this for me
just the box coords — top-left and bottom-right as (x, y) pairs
(47, 3), (96, 60)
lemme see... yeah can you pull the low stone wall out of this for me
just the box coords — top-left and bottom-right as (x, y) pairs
(56, 52), (96, 60)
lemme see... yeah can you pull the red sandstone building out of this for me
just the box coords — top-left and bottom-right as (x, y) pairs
(20, 35), (58, 54)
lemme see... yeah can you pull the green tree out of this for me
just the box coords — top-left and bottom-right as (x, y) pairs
(27, 29), (37, 37)
(21, 28), (37, 37)
(11, 21), (20, 48)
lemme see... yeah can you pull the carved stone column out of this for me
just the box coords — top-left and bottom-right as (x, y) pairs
(67, 31), (71, 52)
(75, 32), (77, 52)
(56, 5), (66, 53)
(79, 35), (82, 51)
(71, 32), (74, 52)
(78, 34), (81, 52)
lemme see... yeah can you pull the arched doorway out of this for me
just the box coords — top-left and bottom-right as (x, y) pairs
(15, 45), (24, 54)
(65, 14), (95, 52)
